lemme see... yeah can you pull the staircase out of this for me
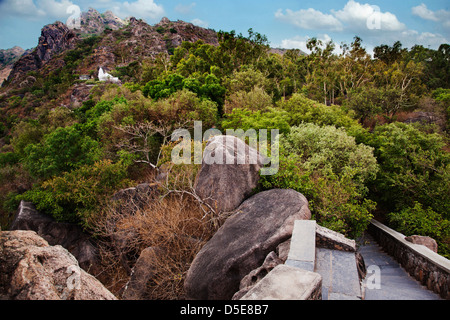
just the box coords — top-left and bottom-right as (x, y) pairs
(357, 232), (442, 300)
(285, 220), (443, 300)
(286, 220), (363, 300)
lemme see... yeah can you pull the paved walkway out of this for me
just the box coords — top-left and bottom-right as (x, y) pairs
(357, 233), (442, 300)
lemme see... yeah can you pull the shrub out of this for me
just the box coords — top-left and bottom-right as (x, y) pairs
(283, 123), (378, 189)
(388, 202), (450, 258)
(260, 124), (379, 238)
(223, 87), (273, 114)
(365, 122), (450, 217)
(23, 125), (101, 179)
(277, 93), (367, 140)
(18, 159), (132, 228)
(221, 107), (291, 135)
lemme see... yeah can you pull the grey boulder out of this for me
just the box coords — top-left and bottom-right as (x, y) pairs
(184, 188), (311, 300)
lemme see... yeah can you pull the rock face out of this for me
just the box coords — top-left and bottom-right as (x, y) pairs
(10, 201), (100, 275)
(7, 22), (78, 84)
(194, 135), (266, 213)
(405, 235), (438, 253)
(184, 189), (311, 300)
(0, 230), (116, 300)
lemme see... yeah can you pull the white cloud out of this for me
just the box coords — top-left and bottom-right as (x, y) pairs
(279, 34), (340, 54)
(333, 0), (406, 32)
(412, 3), (450, 29)
(118, 0), (165, 20)
(36, 0), (75, 19)
(191, 18), (208, 28)
(276, 0), (405, 34)
(0, 0), (45, 19)
(412, 3), (439, 21)
(275, 8), (343, 31)
(175, 2), (196, 15)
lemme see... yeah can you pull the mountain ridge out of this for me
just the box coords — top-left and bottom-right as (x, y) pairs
(2, 10), (218, 88)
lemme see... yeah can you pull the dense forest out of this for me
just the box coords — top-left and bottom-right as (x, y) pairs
(0, 24), (448, 297)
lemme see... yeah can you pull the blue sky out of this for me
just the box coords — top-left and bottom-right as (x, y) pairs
(0, 0), (449, 54)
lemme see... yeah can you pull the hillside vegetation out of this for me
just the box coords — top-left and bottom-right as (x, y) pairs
(0, 17), (448, 296)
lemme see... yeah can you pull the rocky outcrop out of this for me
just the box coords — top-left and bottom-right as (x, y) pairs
(194, 135), (266, 213)
(184, 188), (311, 300)
(10, 201), (100, 275)
(69, 83), (95, 108)
(0, 230), (116, 300)
(7, 22), (78, 84)
(77, 8), (126, 36)
(405, 235), (438, 253)
(121, 247), (161, 300)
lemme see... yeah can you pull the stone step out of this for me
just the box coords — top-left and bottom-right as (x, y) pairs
(314, 247), (362, 300)
(358, 232), (443, 300)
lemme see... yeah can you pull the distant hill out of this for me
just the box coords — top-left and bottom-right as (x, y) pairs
(269, 47), (307, 56)
(0, 46), (26, 85)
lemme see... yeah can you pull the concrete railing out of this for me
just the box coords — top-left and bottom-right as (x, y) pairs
(368, 220), (450, 300)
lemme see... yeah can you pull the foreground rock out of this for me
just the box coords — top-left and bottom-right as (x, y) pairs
(240, 265), (322, 300)
(10, 201), (100, 275)
(194, 135), (267, 213)
(405, 235), (438, 253)
(0, 230), (116, 300)
(184, 189), (311, 300)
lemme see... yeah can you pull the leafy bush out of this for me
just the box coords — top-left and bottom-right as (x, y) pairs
(365, 122), (450, 218)
(277, 93), (367, 140)
(23, 125), (101, 179)
(388, 202), (450, 258)
(18, 159), (132, 228)
(221, 107), (291, 135)
(260, 124), (379, 238)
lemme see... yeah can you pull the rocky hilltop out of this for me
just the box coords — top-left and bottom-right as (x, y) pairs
(75, 8), (127, 36)
(6, 21), (78, 86)
(3, 11), (217, 88)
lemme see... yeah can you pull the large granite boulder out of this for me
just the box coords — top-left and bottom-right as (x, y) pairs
(0, 230), (116, 300)
(10, 201), (100, 275)
(184, 189), (311, 300)
(194, 135), (266, 213)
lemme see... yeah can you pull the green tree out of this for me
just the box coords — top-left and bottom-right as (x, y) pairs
(24, 126), (101, 179)
(260, 124), (378, 238)
(365, 122), (450, 217)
